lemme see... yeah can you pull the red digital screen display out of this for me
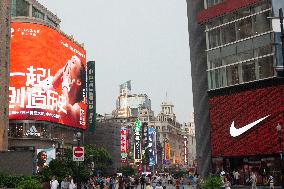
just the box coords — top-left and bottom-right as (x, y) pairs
(209, 85), (284, 157)
(9, 22), (86, 129)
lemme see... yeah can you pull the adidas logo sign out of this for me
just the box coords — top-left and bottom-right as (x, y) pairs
(26, 126), (40, 136)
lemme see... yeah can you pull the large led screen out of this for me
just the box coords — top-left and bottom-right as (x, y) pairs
(9, 22), (86, 129)
(209, 84), (284, 157)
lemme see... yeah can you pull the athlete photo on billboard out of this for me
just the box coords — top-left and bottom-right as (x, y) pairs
(36, 148), (56, 173)
(43, 55), (86, 124)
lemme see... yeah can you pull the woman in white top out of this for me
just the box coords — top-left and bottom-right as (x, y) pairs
(224, 177), (231, 189)
(155, 182), (163, 189)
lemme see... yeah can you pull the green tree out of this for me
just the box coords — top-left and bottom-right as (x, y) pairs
(117, 166), (136, 176)
(40, 144), (113, 181)
(15, 178), (41, 189)
(202, 174), (222, 189)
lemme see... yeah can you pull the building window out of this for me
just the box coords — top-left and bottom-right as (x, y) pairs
(242, 61), (256, 82)
(223, 54), (238, 66)
(11, 0), (29, 17)
(226, 64), (239, 86)
(258, 56), (274, 79)
(209, 58), (222, 69)
(238, 50), (254, 62)
(221, 23), (236, 44)
(208, 29), (221, 48)
(32, 7), (44, 20)
(206, 7), (271, 49)
(47, 17), (58, 28)
(208, 43), (274, 89)
(237, 17), (253, 40)
(206, 0), (223, 8)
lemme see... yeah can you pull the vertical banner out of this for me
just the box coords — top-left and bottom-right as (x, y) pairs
(148, 128), (156, 166)
(165, 143), (171, 161)
(121, 127), (128, 162)
(134, 119), (142, 162)
(86, 61), (96, 132)
(184, 136), (188, 165)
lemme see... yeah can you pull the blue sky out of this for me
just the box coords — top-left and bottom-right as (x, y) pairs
(38, 0), (193, 123)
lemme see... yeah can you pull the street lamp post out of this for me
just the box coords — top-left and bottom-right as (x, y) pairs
(276, 123), (283, 188)
(75, 131), (81, 189)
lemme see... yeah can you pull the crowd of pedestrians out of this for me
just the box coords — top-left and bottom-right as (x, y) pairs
(46, 173), (200, 189)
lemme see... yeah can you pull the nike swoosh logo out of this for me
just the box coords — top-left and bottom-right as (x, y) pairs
(230, 115), (270, 137)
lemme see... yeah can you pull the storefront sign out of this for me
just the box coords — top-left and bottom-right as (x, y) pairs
(134, 119), (142, 162)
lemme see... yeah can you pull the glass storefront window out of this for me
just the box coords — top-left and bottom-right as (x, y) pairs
(226, 64), (239, 86)
(258, 56), (274, 79)
(242, 61), (256, 82)
(32, 7), (44, 20)
(208, 29), (221, 48)
(237, 17), (253, 40)
(8, 123), (24, 138)
(221, 23), (236, 44)
(253, 11), (271, 35)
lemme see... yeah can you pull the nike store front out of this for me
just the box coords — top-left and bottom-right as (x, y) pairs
(198, 0), (284, 185)
(208, 79), (284, 186)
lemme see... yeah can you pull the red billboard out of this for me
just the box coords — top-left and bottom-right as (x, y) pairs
(9, 22), (86, 129)
(209, 84), (284, 157)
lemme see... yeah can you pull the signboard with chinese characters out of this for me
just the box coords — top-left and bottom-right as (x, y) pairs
(165, 143), (171, 161)
(121, 127), (129, 162)
(9, 22), (86, 129)
(86, 61), (96, 132)
(183, 136), (188, 165)
(148, 127), (156, 166)
(134, 119), (142, 162)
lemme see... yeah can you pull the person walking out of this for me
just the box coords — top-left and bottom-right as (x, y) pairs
(50, 176), (59, 189)
(141, 175), (146, 189)
(250, 172), (257, 189)
(268, 175), (274, 189)
(156, 182), (163, 189)
(233, 170), (240, 185)
(175, 178), (180, 189)
(224, 177), (231, 189)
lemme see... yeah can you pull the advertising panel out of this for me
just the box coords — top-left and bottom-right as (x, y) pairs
(148, 128), (156, 166)
(183, 136), (188, 165)
(134, 119), (142, 162)
(121, 127), (129, 163)
(10, 22), (86, 129)
(36, 148), (56, 173)
(209, 85), (284, 157)
(165, 143), (171, 160)
(87, 61), (96, 132)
